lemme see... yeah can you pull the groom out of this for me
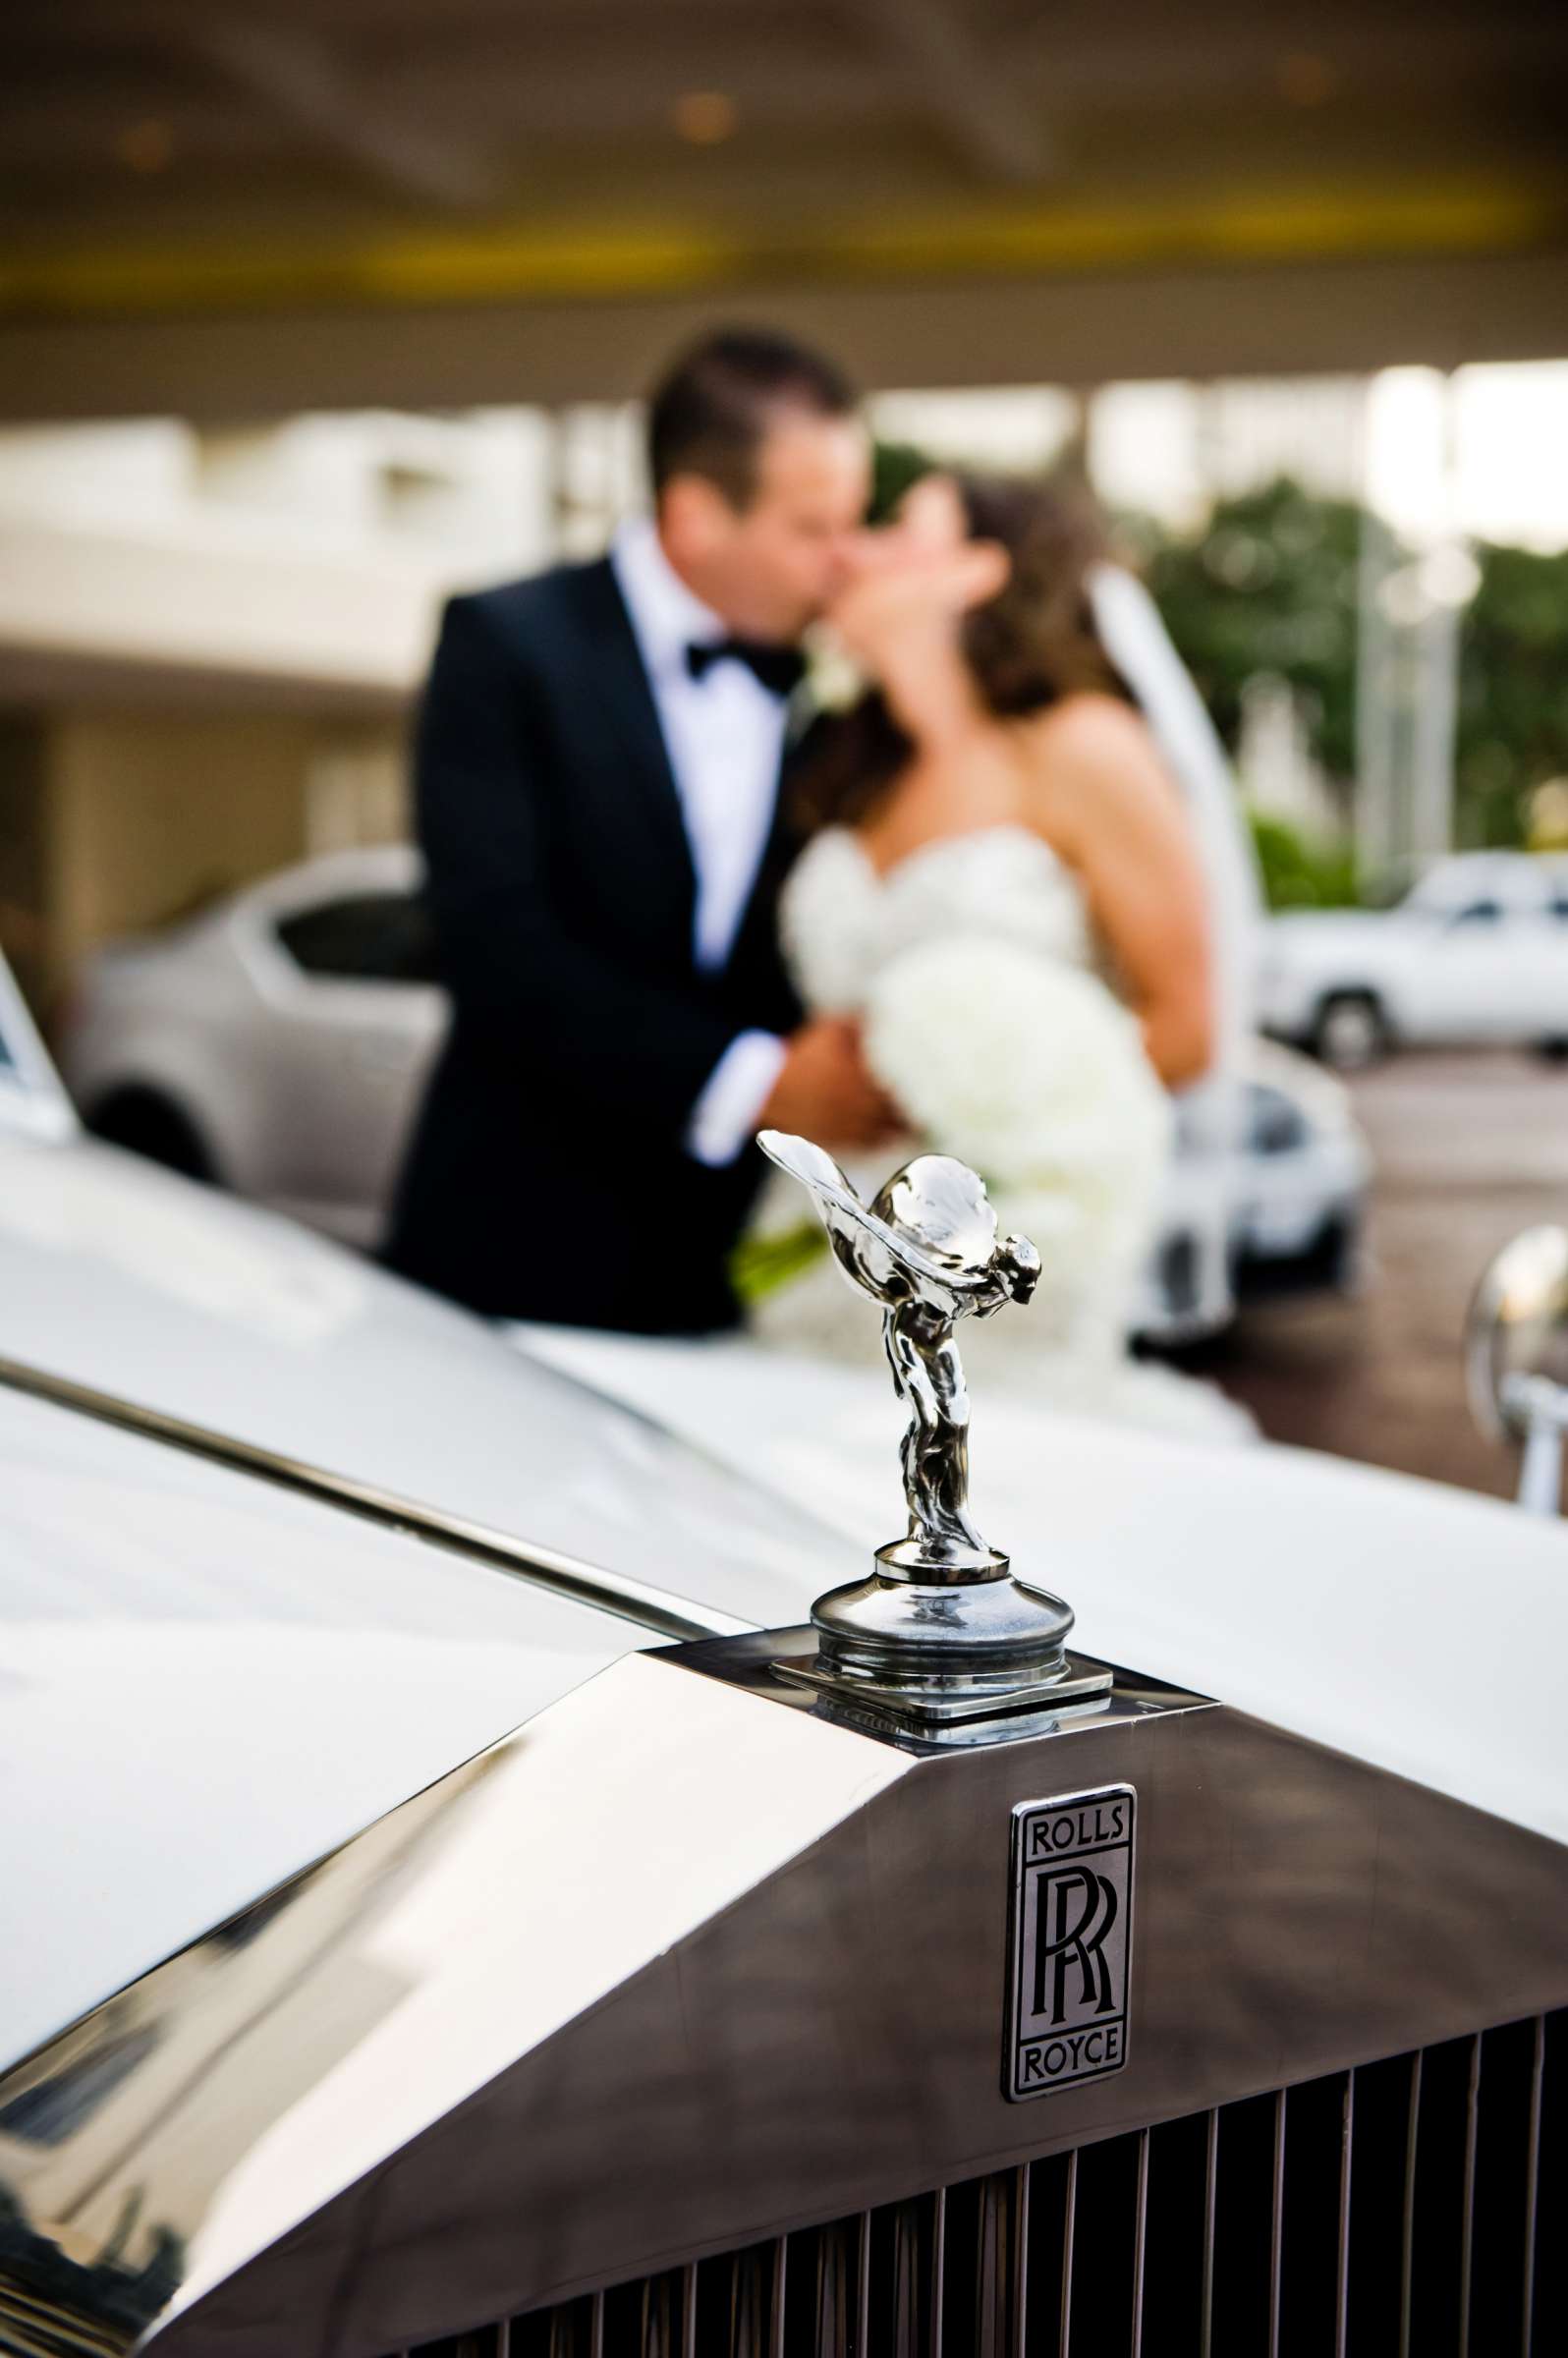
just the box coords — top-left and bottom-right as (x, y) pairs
(384, 328), (899, 1334)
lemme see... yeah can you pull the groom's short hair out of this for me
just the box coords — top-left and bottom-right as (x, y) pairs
(647, 328), (859, 510)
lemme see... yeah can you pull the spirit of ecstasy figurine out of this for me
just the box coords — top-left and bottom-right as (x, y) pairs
(758, 1132), (1110, 1731)
(758, 1131), (1040, 1569)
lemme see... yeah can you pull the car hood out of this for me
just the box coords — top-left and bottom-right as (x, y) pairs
(524, 1326), (1568, 1848)
(0, 1128), (855, 1632)
(0, 1381), (643, 2072)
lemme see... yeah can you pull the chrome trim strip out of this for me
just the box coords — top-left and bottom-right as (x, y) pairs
(1523, 2016), (1544, 2355)
(1334, 2072), (1354, 2358)
(1399, 2051), (1423, 2358)
(1267, 2088), (1286, 2358)
(1459, 2034), (1482, 2358)
(681, 2259), (699, 2358)
(0, 1350), (753, 1644)
(928, 2191), (945, 2358)
(770, 2236), (787, 2358)
(1131, 2128), (1150, 2358)
(1013, 2166), (1030, 2357)
(1201, 2109), (1218, 2358)
(1060, 2149), (1078, 2357)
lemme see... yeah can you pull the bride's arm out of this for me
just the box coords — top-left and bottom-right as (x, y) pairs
(1022, 695), (1215, 1089)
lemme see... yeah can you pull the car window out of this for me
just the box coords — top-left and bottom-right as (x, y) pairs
(274, 891), (440, 984)
(1445, 899), (1504, 927)
(0, 948), (75, 1136)
(1247, 1083), (1308, 1156)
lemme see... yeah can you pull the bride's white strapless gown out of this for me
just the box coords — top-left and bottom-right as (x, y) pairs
(521, 823), (1252, 1534)
(782, 821), (1096, 1029)
(755, 821), (1252, 1440)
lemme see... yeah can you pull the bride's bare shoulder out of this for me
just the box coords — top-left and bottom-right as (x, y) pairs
(1013, 694), (1180, 830)
(1018, 691), (1163, 768)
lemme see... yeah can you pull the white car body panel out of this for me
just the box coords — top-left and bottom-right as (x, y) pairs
(1259, 852), (1568, 1048)
(0, 1124), (855, 1629)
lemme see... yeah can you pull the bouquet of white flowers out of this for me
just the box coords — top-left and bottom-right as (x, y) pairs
(740, 935), (1171, 1359)
(865, 934), (1169, 1289)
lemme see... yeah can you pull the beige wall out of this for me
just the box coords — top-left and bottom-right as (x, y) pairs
(0, 716), (49, 1005)
(0, 710), (408, 1022)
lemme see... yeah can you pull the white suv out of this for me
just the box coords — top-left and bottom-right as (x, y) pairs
(1258, 851), (1568, 1067)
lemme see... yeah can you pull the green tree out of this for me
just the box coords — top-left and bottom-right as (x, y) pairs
(1247, 811), (1359, 910)
(869, 438), (937, 523)
(1126, 477), (1364, 788)
(1458, 541), (1568, 846)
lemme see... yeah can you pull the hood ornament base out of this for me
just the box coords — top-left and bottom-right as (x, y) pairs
(778, 1544), (1112, 1731)
(758, 1132), (1113, 1732)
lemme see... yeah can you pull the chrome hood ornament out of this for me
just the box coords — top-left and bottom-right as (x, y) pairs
(758, 1132), (1112, 1730)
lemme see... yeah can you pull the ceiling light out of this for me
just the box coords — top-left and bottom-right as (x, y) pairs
(115, 119), (176, 173)
(1276, 54), (1338, 107)
(673, 91), (738, 145)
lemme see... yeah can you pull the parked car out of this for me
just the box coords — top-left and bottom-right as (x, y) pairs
(61, 845), (446, 1246)
(1, 944), (1563, 2355)
(1258, 850), (1568, 1067)
(0, 942), (73, 1143)
(60, 849), (1367, 1330)
(1142, 1037), (1368, 1335)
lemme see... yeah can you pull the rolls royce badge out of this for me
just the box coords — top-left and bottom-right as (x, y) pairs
(1005, 1785), (1135, 2100)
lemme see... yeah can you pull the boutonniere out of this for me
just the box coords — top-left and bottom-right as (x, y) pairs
(787, 624), (867, 745)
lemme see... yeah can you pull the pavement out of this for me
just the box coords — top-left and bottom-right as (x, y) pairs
(1198, 1049), (1568, 1501)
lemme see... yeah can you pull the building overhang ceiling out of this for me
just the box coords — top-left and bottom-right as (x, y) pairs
(1, 1), (1564, 417)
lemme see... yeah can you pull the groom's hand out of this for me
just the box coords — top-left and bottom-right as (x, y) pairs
(758, 1018), (903, 1150)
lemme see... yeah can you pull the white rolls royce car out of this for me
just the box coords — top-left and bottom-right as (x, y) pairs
(58, 848), (1367, 1333)
(1, 945), (1563, 2355)
(1258, 851), (1568, 1068)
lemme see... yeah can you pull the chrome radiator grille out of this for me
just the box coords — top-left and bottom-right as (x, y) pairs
(396, 2010), (1561, 2358)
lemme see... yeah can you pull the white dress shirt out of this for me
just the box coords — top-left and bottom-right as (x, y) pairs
(610, 517), (789, 1165)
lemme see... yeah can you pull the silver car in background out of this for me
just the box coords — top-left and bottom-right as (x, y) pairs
(0, 943), (74, 1144)
(61, 849), (1368, 1327)
(62, 845), (445, 1246)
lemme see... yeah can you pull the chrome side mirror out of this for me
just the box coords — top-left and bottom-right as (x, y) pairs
(1465, 1225), (1568, 1515)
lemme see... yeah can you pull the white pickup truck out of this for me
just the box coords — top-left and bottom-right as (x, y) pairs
(1257, 850), (1568, 1066)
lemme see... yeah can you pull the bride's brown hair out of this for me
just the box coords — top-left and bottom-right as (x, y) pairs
(792, 470), (1130, 833)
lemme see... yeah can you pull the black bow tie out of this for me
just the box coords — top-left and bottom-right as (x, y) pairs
(685, 636), (806, 698)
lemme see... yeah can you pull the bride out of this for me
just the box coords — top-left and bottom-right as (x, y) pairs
(742, 471), (1251, 1440)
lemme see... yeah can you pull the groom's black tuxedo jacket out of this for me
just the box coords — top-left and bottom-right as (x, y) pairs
(383, 555), (803, 1333)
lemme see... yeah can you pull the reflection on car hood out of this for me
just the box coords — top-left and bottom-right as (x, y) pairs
(0, 1383), (640, 2071)
(0, 1129), (853, 1632)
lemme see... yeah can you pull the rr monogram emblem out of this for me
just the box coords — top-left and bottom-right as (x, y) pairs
(1005, 1786), (1135, 2100)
